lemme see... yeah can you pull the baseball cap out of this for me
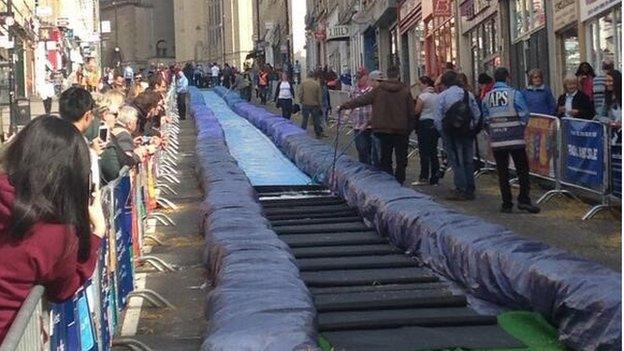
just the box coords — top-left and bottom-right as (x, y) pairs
(369, 70), (385, 81)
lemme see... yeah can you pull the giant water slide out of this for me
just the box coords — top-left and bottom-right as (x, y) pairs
(191, 86), (620, 351)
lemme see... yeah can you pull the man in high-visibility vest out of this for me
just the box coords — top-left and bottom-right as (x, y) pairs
(482, 67), (540, 214)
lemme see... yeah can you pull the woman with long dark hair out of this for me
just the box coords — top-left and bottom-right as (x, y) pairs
(576, 62), (597, 101)
(0, 116), (105, 342)
(602, 70), (622, 143)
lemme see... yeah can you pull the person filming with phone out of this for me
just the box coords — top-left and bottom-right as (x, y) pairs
(0, 116), (106, 343)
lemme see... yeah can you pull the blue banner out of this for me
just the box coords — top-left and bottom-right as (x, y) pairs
(612, 144), (621, 198)
(561, 119), (605, 191)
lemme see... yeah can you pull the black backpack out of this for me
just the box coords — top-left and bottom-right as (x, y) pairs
(443, 90), (474, 137)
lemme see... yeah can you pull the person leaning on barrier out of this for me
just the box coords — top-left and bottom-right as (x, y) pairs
(481, 67), (540, 214)
(112, 105), (155, 164)
(0, 116), (106, 343)
(522, 68), (556, 115)
(98, 90), (138, 183)
(598, 70), (622, 144)
(557, 74), (595, 120)
(59, 87), (105, 191)
(175, 69), (189, 120)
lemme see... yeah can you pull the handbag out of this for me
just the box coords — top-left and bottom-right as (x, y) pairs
(292, 103), (301, 114)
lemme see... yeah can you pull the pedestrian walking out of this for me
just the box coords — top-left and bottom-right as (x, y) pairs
(434, 70), (482, 200)
(522, 68), (556, 115)
(293, 60), (302, 85)
(211, 63), (220, 87)
(482, 67), (540, 213)
(556, 74), (595, 120)
(349, 68), (376, 164)
(40, 71), (56, 115)
(412, 76), (440, 185)
(298, 71), (325, 138)
(175, 70), (189, 120)
(258, 68), (269, 104)
(274, 73), (295, 119)
(339, 66), (415, 185)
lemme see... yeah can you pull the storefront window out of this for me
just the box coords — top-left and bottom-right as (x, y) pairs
(560, 28), (580, 77)
(588, 6), (622, 72)
(510, 0), (545, 40)
(468, 16), (500, 87)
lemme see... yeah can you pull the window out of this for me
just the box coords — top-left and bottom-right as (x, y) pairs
(156, 40), (168, 58)
(587, 6), (622, 72)
(510, 0), (545, 40)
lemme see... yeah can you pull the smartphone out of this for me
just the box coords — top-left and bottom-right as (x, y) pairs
(98, 124), (109, 143)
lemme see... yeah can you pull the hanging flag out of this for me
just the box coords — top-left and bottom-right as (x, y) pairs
(434, 0), (453, 17)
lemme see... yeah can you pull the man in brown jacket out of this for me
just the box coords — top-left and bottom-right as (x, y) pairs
(339, 66), (415, 184)
(298, 71), (324, 138)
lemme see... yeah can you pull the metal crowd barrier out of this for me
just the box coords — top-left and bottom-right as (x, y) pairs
(473, 114), (619, 220)
(0, 85), (183, 351)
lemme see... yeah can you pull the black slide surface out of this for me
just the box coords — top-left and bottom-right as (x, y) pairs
(256, 186), (525, 351)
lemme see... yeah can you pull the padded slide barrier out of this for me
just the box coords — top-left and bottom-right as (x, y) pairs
(213, 86), (621, 350)
(189, 87), (318, 351)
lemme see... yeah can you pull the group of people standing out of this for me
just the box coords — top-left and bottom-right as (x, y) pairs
(335, 59), (620, 214)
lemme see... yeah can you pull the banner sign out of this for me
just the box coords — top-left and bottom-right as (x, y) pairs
(434, 0), (453, 17)
(580, 0), (620, 22)
(326, 25), (350, 41)
(525, 115), (557, 177)
(561, 118), (605, 191)
(611, 144), (621, 197)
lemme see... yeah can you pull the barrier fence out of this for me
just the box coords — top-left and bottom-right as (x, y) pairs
(0, 87), (182, 351)
(472, 114), (620, 220)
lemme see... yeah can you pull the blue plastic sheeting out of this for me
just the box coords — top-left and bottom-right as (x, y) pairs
(188, 87), (318, 351)
(213, 86), (622, 350)
(199, 90), (311, 186)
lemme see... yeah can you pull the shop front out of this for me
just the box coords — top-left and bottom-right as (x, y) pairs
(459, 0), (501, 89)
(507, 0), (549, 88)
(422, 0), (457, 77)
(580, 0), (621, 72)
(553, 0), (580, 94)
(398, 0), (423, 87)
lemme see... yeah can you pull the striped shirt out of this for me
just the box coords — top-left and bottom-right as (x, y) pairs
(350, 85), (373, 130)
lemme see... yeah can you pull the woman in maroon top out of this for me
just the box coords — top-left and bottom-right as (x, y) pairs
(0, 116), (106, 342)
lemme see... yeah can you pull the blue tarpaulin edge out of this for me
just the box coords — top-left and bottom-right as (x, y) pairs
(189, 87), (318, 351)
(213, 86), (622, 350)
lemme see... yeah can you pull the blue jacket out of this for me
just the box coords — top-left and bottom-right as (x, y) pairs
(521, 85), (556, 116)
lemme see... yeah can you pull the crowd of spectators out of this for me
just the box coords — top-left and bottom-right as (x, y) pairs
(0, 63), (181, 343)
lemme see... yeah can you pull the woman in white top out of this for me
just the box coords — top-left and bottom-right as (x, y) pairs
(274, 72), (295, 119)
(412, 76), (441, 186)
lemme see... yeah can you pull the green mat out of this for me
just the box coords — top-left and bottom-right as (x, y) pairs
(318, 311), (568, 351)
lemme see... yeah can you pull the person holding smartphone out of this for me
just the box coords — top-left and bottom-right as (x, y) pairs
(0, 116), (106, 343)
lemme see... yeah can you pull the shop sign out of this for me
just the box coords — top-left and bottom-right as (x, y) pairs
(434, 0), (453, 17)
(326, 25), (350, 40)
(553, 0), (577, 31)
(580, 0), (620, 22)
(56, 17), (69, 28)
